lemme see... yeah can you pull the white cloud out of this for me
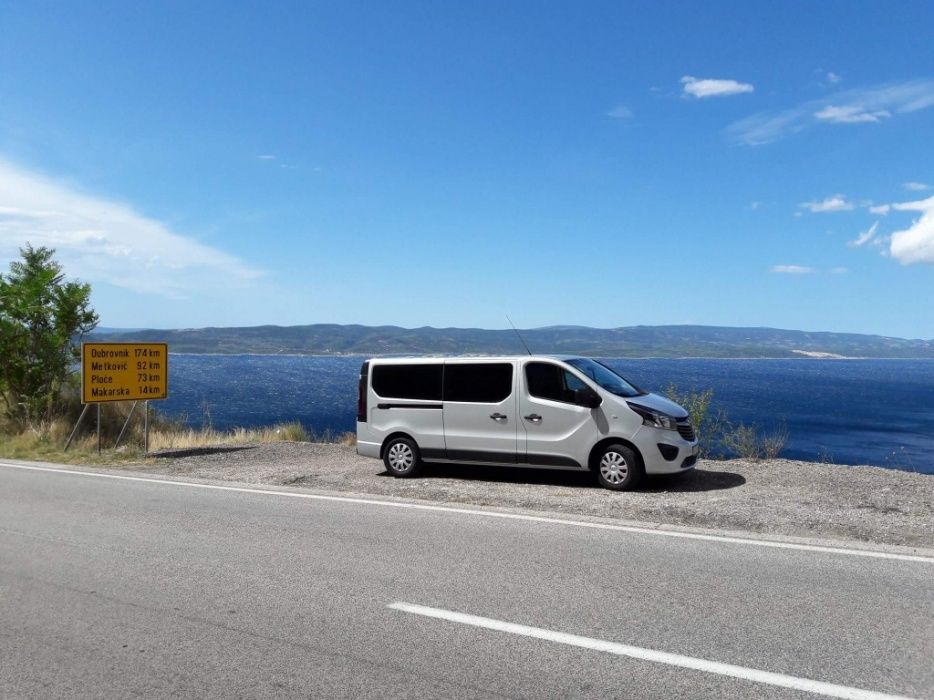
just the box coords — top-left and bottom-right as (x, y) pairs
(772, 264), (850, 274)
(814, 105), (890, 123)
(257, 154), (276, 160)
(771, 265), (816, 274)
(749, 201), (761, 210)
(681, 76), (754, 99)
(869, 204), (891, 215)
(889, 195), (934, 265)
(848, 222), (879, 248)
(0, 158), (263, 298)
(904, 181), (932, 191)
(799, 194), (855, 213)
(825, 72), (841, 85)
(607, 105), (634, 119)
(728, 79), (934, 144)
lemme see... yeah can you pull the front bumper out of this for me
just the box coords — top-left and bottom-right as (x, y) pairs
(636, 426), (700, 474)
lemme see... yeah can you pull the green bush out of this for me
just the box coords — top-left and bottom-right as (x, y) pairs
(663, 383), (727, 458)
(664, 384), (788, 461)
(722, 420), (788, 461)
(759, 422), (789, 460)
(722, 422), (760, 460)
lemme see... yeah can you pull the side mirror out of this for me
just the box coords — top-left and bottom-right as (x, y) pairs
(574, 387), (602, 408)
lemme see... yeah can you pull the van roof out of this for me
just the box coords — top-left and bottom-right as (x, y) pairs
(365, 355), (583, 363)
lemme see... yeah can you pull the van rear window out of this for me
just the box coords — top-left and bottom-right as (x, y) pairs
(444, 363), (513, 403)
(372, 364), (443, 400)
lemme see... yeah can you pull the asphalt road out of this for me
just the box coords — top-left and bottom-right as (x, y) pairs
(1, 462), (931, 700)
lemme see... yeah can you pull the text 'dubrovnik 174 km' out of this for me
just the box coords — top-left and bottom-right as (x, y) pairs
(81, 343), (168, 403)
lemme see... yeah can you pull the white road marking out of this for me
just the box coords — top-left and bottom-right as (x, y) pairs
(1, 461), (932, 564)
(388, 602), (918, 700)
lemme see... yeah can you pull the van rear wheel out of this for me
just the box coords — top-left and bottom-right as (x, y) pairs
(595, 443), (642, 491)
(383, 437), (422, 478)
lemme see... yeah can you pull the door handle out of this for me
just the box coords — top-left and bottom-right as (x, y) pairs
(490, 413), (507, 421)
(524, 414), (542, 423)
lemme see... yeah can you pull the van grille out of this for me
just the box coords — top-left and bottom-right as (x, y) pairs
(677, 421), (695, 441)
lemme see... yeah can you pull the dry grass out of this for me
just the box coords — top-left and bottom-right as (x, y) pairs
(0, 415), (356, 464)
(148, 421), (312, 450)
(0, 425), (149, 466)
(1, 387), (355, 464)
(149, 422), (356, 451)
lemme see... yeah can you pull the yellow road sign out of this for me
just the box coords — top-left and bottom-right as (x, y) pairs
(82, 343), (168, 403)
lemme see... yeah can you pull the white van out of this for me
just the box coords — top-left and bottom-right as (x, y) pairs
(356, 356), (699, 490)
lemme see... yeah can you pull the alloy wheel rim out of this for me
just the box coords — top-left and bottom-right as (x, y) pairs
(388, 443), (414, 471)
(599, 451), (629, 484)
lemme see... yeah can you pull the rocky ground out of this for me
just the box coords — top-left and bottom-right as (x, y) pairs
(115, 442), (934, 549)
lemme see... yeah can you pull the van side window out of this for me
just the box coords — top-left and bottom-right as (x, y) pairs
(372, 364), (443, 400)
(526, 362), (586, 404)
(444, 363), (513, 403)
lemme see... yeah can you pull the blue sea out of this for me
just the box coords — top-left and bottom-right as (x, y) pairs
(156, 355), (934, 474)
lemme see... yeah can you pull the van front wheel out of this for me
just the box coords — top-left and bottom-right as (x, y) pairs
(383, 437), (422, 477)
(595, 444), (642, 491)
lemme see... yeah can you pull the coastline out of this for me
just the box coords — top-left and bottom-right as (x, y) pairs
(165, 352), (934, 360)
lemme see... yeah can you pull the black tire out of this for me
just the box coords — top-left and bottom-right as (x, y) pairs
(382, 437), (422, 477)
(594, 443), (642, 491)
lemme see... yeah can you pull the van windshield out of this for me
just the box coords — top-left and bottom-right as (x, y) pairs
(565, 358), (646, 398)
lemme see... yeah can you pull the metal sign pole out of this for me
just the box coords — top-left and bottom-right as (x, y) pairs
(144, 400), (150, 454)
(97, 404), (101, 455)
(64, 403), (91, 451)
(114, 401), (138, 450)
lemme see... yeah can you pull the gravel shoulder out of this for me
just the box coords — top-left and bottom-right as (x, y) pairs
(113, 442), (934, 549)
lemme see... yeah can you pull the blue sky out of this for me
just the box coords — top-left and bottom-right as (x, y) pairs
(1, 1), (932, 337)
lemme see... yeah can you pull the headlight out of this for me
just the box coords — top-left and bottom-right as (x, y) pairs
(627, 402), (677, 430)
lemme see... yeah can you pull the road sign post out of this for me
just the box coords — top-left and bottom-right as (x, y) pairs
(73, 343), (169, 452)
(82, 343), (168, 403)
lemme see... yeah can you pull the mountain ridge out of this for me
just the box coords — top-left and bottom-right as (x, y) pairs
(88, 323), (934, 358)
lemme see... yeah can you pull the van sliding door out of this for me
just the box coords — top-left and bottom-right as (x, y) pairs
(442, 362), (518, 463)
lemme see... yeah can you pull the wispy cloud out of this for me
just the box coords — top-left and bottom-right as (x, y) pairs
(848, 222), (880, 248)
(814, 69), (842, 88)
(771, 264), (851, 274)
(869, 204), (891, 215)
(728, 79), (934, 145)
(0, 158), (264, 297)
(814, 105), (890, 124)
(258, 154), (297, 170)
(681, 76), (754, 99)
(770, 265), (816, 274)
(904, 181), (932, 191)
(889, 195), (934, 265)
(799, 194), (855, 213)
(607, 105), (634, 120)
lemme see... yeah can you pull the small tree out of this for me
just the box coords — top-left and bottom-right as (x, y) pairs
(0, 245), (98, 425)
(663, 383), (728, 458)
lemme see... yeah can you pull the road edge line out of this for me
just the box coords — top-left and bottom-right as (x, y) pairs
(2, 461), (932, 564)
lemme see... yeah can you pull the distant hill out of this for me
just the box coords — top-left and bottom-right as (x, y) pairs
(88, 324), (934, 358)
